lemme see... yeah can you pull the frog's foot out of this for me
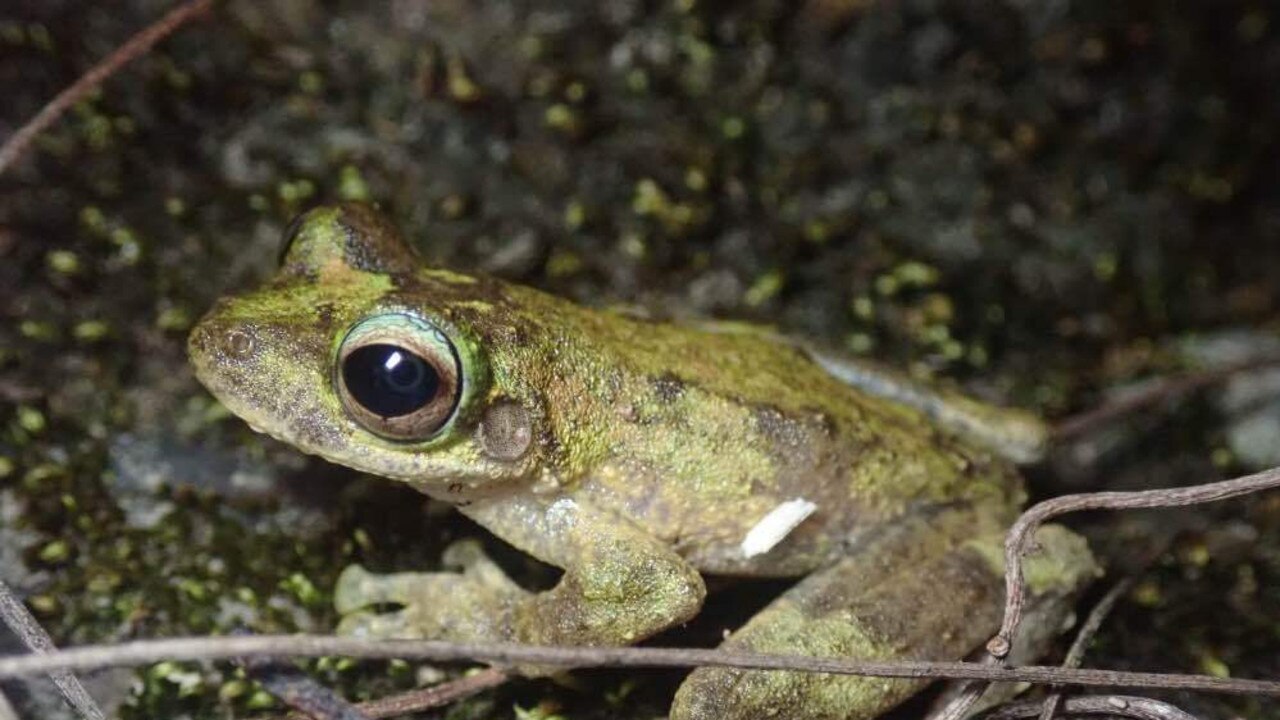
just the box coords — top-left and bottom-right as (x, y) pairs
(335, 540), (529, 642)
(669, 519), (1097, 720)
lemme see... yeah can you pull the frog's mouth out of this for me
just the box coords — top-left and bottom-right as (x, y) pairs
(191, 355), (372, 478)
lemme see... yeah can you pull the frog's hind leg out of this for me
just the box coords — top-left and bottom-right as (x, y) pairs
(669, 515), (1097, 720)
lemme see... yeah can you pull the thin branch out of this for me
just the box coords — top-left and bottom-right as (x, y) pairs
(0, 0), (216, 176)
(1038, 579), (1135, 720)
(238, 656), (369, 720)
(987, 465), (1280, 659)
(0, 635), (1278, 697)
(266, 668), (509, 720)
(984, 695), (1200, 720)
(927, 655), (1001, 720)
(1052, 355), (1280, 442)
(0, 579), (104, 720)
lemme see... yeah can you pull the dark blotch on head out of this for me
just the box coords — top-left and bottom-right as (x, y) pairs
(337, 204), (420, 275)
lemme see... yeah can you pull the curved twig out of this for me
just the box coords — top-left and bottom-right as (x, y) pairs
(0, 0), (216, 176)
(266, 668), (509, 720)
(987, 465), (1280, 659)
(0, 635), (1279, 697)
(1038, 579), (1135, 720)
(1051, 355), (1280, 442)
(927, 655), (1000, 720)
(239, 655), (369, 720)
(984, 695), (1200, 720)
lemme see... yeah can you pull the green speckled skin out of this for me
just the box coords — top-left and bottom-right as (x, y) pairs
(188, 204), (1098, 719)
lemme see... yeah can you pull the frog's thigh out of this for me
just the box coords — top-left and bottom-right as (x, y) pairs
(670, 525), (1007, 720)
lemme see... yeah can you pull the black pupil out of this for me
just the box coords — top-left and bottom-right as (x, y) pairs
(342, 344), (440, 417)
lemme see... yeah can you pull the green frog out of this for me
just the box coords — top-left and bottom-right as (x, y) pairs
(188, 203), (1098, 719)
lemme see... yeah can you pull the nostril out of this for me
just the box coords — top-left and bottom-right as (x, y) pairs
(223, 328), (255, 359)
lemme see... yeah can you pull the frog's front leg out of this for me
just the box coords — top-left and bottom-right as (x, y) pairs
(336, 492), (706, 650)
(335, 539), (530, 642)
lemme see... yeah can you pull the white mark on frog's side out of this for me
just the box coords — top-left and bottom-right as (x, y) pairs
(740, 498), (818, 558)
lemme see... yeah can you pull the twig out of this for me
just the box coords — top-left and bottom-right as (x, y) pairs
(267, 668), (509, 720)
(0, 0), (216, 176)
(1038, 579), (1135, 720)
(983, 695), (1199, 720)
(931, 573), (1144, 720)
(238, 655), (369, 720)
(927, 655), (1000, 720)
(1052, 355), (1280, 442)
(0, 579), (105, 720)
(987, 465), (1280, 659)
(0, 635), (1278, 697)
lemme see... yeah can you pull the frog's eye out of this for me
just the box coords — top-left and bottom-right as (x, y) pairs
(336, 314), (462, 441)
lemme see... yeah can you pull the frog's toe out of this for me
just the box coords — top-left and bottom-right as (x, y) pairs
(334, 564), (379, 614)
(335, 607), (422, 639)
(335, 563), (473, 614)
(333, 558), (531, 643)
(441, 540), (526, 594)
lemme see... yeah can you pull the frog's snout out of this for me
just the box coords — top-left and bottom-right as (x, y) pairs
(186, 311), (216, 366)
(187, 303), (258, 380)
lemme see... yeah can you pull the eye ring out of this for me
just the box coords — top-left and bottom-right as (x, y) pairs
(336, 314), (463, 441)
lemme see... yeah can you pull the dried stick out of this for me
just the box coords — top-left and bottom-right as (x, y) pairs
(932, 581), (1131, 720)
(1052, 355), (1280, 442)
(0, 579), (104, 720)
(926, 655), (1000, 720)
(266, 668), (509, 720)
(987, 465), (1280, 659)
(239, 656), (369, 720)
(0, 635), (1279, 697)
(1038, 579), (1135, 720)
(983, 695), (1199, 720)
(0, 0), (216, 176)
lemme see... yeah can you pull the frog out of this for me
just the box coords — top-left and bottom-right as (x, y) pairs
(187, 203), (1099, 720)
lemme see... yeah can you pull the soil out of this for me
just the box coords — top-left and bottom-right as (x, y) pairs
(1, 1), (1279, 718)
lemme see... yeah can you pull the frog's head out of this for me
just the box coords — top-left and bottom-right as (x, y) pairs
(188, 203), (546, 498)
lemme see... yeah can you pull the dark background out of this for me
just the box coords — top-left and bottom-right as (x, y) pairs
(1, 1), (1279, 718)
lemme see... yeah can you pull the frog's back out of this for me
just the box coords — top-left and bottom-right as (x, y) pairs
(488, 286), (1026, 577)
